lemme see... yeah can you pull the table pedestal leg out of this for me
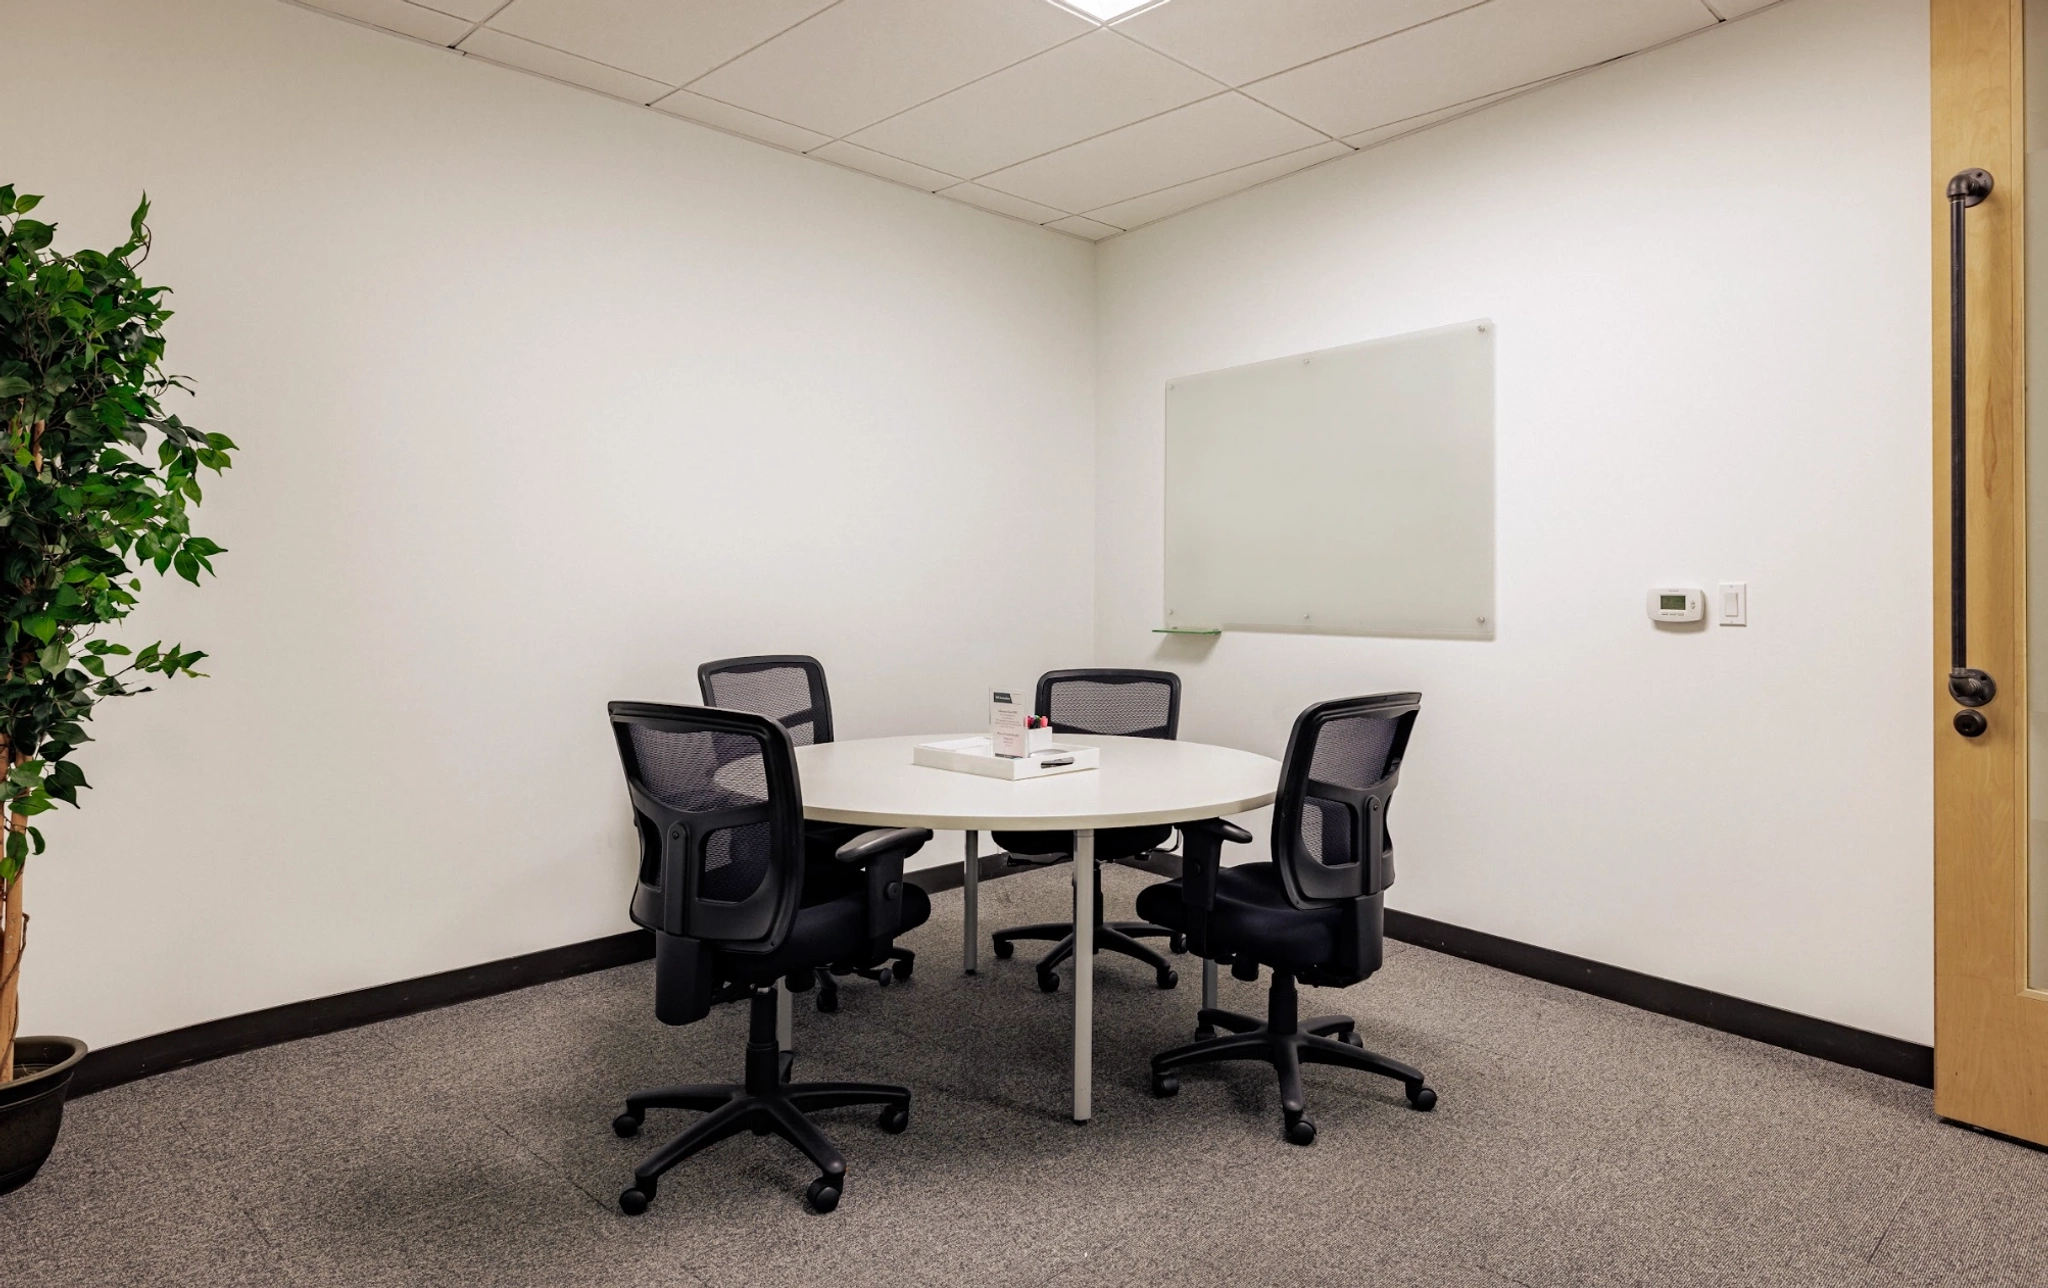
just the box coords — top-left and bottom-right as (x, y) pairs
(1203, 954), (1218, 1013)
(1073, 828), (1094, 1124)
(963, 829), (979, 975)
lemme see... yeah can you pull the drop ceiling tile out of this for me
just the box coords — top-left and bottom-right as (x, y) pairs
(1083, 139), (1350, 230)
(686, 0), (1095, 139)
(938, 183), (1070, 224)
(1047, 216), (1122, 240)
(299, 0), (472, 44)
(412, 0), (499, 19)
(458, 28), (676, 102)
(977, 91), (1325, 214)
(1246, 0), (1717, 140)
(808, 141), (960, 192)
(844, 30), (1217, 180)
(1112, 0), (1481, 87)
(1340, 82), (1548, 150)
(652, 89), (831, 152)
(484, 0), (837, 88)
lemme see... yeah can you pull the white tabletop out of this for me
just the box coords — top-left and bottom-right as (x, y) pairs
(794, 734), (1280, 831)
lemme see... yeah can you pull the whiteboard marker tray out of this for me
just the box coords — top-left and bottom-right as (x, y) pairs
(912, 737), (1099, 780)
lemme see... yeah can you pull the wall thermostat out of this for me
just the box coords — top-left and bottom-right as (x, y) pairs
(1647, 588), (1704, 623)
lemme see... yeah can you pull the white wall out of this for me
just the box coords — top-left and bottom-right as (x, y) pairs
(1095, 0), (1935, 1042)
(5, 0), (1097, 1047)
(6, 0), (1937, 1052)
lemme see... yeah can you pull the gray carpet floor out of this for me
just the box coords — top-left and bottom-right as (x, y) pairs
(5, 863), (2047, 1287)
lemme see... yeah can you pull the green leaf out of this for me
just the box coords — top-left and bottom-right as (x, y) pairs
(0, 183), (234, 865)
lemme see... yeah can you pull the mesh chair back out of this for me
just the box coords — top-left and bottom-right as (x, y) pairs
(1037, 669), (1180, 739)
(698, 655), (834, 746)
(1270, 693), (1421, 906)
(609, 702), (804, 952)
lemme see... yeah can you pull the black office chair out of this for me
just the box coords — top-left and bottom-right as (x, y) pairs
(1136, 693), (1437, 1145)
(989, 669), (1186, 992)
(606, 701), (933, 1214)
(698, 655), (912, 1010)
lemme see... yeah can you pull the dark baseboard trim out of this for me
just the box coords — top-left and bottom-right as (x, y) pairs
(1383, 909), (1933, 1088)
(64, 862), (1932, 1097)
(70, 930), (656, 1097)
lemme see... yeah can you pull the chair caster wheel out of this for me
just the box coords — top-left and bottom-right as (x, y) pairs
(806, 1177), (842, 1214)
(878, 1104), (909, 1134)
(1285, 1115), (1317, 1146)
(613, 1113), (642, 1138)
(1156, 967), (1178, 989)
(1407, 1083), (1437, 1111)
(993, 939), (1015, 960)
(1151, 1073), (1179, 1098)
(1169, 933), (1187, 954)
(1340, 1031), (1363, 1048)
(619, 1186), (651, 1215)
(892, 957), (914, 981)
(1038, 970), (1060, 993)
(874, 971), (892, 988)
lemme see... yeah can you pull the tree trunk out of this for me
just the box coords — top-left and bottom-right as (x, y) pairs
(0, 745), (21, 1084)
(2, 430), (38, 1084)
(0, 866), (19, 1084)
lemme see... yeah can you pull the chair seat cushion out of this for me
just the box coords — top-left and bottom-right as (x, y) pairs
(1134, 862), (1339, 972)
(991, 824), (1171, 863)
(729, 880), (932, 982)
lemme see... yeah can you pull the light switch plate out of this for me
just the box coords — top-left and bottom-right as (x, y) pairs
(1718, 581), (1748, 626)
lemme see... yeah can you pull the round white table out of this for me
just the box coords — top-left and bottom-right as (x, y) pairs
(795, 734), (1281, 1122)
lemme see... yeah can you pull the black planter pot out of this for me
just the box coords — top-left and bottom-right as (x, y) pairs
(0, 1036), (87, 1195)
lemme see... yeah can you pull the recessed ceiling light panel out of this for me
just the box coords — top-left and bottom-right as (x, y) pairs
(1047, 0), (1174, 23)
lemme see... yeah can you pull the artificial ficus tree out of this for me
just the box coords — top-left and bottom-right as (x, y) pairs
(0, 186), (235, 1081)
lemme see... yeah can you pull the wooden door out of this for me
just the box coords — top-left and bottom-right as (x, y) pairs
(1931, 0), (2048, 1144)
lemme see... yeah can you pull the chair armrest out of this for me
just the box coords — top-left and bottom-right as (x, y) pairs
(1176, 818), (1251, 959)
(834, 827), (933, 866)
(1180, 817), (1251, 907)
(832, 828), (931, 959)
(1185, 818), (1253, 846)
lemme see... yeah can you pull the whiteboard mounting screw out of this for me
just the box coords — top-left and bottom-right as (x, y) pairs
(1477, 616), (1487, 624)
(1478, 324), (1488, 332)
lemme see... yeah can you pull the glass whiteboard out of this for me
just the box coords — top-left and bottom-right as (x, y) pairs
(1164, 320), (1495, 639)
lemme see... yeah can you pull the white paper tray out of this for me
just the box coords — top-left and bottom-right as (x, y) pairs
(912, 737), (1099, 780)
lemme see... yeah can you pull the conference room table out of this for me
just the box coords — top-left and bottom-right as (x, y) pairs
(794, 733), (1281, 1122)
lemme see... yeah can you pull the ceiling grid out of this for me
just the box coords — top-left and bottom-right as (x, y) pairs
(286, 0), (1750, 240)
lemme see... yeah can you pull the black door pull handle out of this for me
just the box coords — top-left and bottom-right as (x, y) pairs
(1947, 168), (1997, 737)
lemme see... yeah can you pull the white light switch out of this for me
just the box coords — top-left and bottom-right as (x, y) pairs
(1718, 581), (1747, 626)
